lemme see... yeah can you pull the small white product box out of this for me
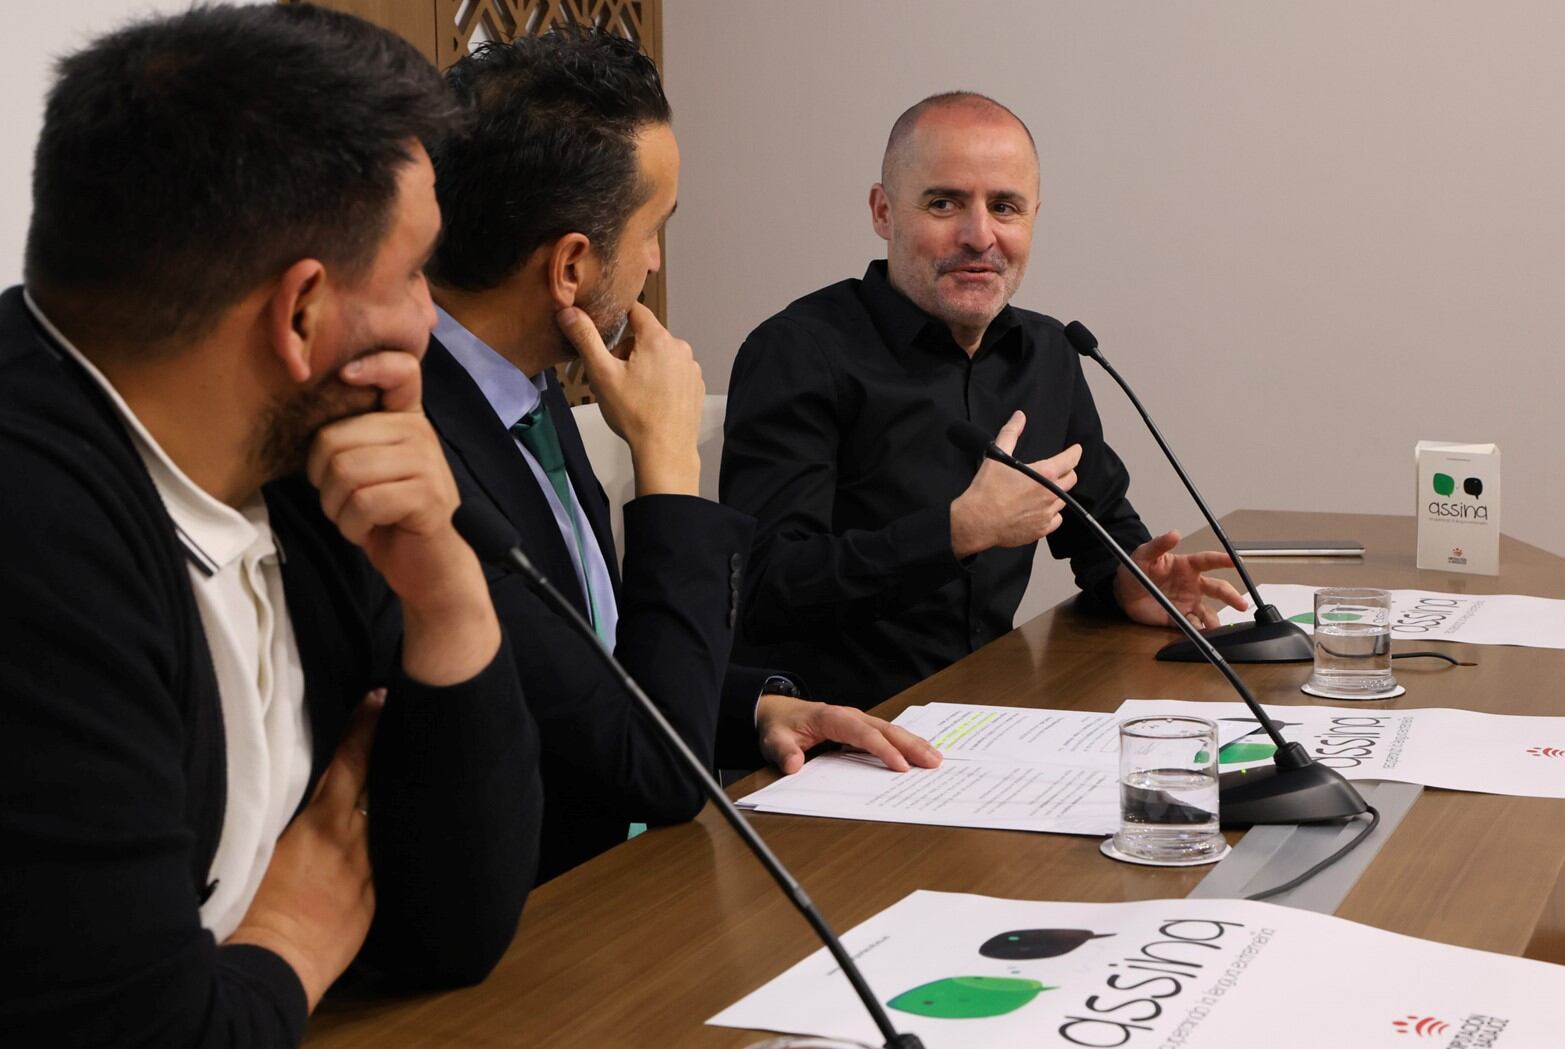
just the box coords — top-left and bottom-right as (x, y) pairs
(1415, 441), (1500, 575)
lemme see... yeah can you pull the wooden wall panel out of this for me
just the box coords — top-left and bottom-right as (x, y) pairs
(281, 0), (440, 63)
(437, 1), (659, 69)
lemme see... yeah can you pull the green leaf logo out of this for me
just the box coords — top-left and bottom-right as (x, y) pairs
(888, 976), (1051, 1019)
(1219, 740), (1278, 764)
(1433, 473), (1455, 496)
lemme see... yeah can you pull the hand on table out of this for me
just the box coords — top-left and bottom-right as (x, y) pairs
(1113, 529), (1249, 629)
(757, 694), (943, 775)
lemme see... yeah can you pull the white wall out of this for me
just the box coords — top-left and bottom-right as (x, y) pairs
(7, 3), (1560, 623)
(663, 0), (1565, 621)
(0, 1), (195, 288)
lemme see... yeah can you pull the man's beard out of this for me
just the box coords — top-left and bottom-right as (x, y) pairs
(927, 247), (1021, 329)
(573, 258), (630, 353)
(597, 309), (629, 349)
(254, 368), (380, 480)
(933, 247), (1009, 280)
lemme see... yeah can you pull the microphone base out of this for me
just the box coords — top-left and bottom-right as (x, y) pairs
(1156, 618), (1312, 664)
(1219, 761), (1369, 826)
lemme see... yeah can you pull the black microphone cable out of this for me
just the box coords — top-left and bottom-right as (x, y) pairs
(1392, 651), (1476, 667)
(1245, 806), (1382, 902)
(450, 500), (926, 1049)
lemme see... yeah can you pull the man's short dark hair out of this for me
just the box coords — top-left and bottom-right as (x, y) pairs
(24, 3), (457, 349)
(426, 27), (671, 293)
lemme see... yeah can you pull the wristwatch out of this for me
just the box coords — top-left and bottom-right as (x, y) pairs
(760, 674), (801, 698)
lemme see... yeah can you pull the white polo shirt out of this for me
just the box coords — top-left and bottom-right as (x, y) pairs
(25, 294), (312, 941)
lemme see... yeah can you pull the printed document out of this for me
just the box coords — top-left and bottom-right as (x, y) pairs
(736, 704), (1251, 836)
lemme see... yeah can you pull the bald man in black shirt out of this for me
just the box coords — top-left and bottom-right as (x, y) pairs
(721, 92), (1246, 710)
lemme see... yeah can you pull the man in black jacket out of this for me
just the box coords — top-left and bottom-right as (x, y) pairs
(722, 92), (1248, 709)
(0, 7), (541, 1045)
(423, 31), (940, 880)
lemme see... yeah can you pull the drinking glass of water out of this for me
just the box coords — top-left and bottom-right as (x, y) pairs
(1308, 586), (1396, 696)
(1113, 716), (1224, 864)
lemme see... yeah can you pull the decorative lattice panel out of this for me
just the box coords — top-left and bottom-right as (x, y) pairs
(436, 1), (656, 69)
(437, 0), (664, 404)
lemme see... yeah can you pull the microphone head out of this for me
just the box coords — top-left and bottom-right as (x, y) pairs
(452, 499), (521, 565)
(1063, 320), (1099, 358)
(946, 418), (994, 458)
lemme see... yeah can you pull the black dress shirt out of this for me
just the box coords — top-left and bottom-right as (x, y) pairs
(719, 261), (1151, 710)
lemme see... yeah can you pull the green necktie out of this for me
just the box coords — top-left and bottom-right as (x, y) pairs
(513, 404), (644, 842)
(510, 402), (610, 646)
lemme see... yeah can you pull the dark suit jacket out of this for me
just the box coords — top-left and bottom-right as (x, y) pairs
(0, 288), (542, 1046)
(424, 337), (769, 881)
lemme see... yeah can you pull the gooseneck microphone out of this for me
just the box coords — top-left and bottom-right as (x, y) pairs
(452, 502), (925, 1049)
(947, 419), (1366, 826)
(1062, 320), (1312, 665)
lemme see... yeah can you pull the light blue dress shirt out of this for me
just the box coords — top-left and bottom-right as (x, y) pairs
(434, 307), (619, 647)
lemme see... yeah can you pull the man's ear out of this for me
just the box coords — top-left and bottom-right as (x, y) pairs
(268, 259), (328, 384)
(545, 233), (594, 311)
(869, 183), (893, 241)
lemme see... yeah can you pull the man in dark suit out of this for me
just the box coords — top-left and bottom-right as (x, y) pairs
(423, 29), (940, 881)
(0, 8), (540, 1045)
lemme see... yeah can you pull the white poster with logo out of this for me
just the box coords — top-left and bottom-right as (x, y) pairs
(710, 890), (1558, 1048)
(1215, 583), (1565, 650)
(1115, 700), (1565, 799)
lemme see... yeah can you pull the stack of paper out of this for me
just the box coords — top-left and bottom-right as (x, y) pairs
(737, 703), (1251, 837)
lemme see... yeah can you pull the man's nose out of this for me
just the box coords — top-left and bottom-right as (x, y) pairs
(957, 209), (996, 253)
(418, 278), (438, 333)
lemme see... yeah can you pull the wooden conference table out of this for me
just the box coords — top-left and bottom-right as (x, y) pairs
(308, 510), (1565, 1047)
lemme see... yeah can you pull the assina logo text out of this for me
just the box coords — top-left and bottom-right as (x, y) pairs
(1429, 473), (1488, 521)
(1057, 918), (1249, 1046)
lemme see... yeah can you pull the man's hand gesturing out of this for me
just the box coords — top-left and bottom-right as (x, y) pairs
(950, 410), (1081, 559)
(1114, 530), (1249, 629)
